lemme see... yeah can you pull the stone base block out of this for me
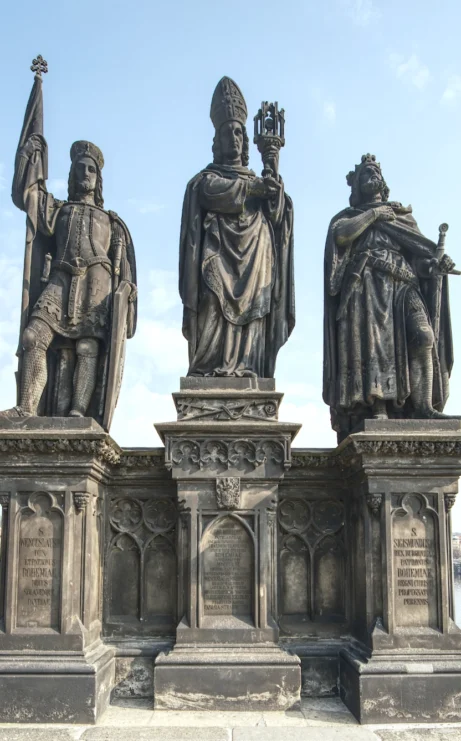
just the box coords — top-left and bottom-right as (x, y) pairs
(154, 645), (301, 710)
(0, 643), (115, 723)
(340, 648), (461, 723)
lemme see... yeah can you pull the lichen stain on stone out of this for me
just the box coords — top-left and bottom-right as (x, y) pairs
(113, 657), (154, 698)
(155, 687), (298, 710)
(435, 690), (461, 721)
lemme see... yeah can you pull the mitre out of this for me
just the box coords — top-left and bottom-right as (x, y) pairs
(210, 77), (248, 131)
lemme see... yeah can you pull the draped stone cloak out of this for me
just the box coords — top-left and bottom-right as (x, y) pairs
(179, 163), (295, 377)
(323, 203), (453, 429)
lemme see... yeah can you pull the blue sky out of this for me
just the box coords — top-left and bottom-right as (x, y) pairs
(2, 0), (461, 523)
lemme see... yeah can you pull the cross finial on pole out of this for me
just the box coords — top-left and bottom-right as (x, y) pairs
(30, 55), (48, 79)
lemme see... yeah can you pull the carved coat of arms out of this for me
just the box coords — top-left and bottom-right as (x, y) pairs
(216, 477), (241, 510)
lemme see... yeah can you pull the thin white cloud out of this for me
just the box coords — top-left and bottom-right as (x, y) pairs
(148, 269), (180, 316)
(441, 75), (461, 105)
(128, 198), (165, 215)
(389, 53), (431, 90)
(341, 0), (380, 26)
(323, 101), (336, 124)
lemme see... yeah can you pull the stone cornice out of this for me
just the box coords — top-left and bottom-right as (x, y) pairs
(0, 437), (121, 465)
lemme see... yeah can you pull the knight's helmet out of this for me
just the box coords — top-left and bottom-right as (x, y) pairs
(210, 77), (248, 130)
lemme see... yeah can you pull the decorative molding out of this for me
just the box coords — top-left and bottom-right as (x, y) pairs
(165, 436), (291, 473)
(278, 497), (344, 546)
(119, 453), (165, 469)
(109, 497), (177, 537)
(216, 477), (241, 509)
(366, 492), (383, 516)
(445, 493), (457, 511)
(175, 397), (279, 421)
(73, 492), (91, 513)
(291, 453), (337, 469)
(0, 438), (120, 465)
(349, 440), (461, 457)
(0, 493), (10, 509)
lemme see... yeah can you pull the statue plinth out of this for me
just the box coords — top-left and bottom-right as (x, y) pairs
(0, 417), (118, 723)
(336, 418), (461, 723)
(153, 377), (301, 711)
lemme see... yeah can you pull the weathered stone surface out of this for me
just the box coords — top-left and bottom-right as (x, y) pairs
(232, 728), (378, 740)
(81, 730), (231, 741)
(112, 656), (155, 699)
(154, 647), (301, 711)
(180, 377), (276, 392)
(375, 731), (461, 740)
(0, 422), (115, 722)
(0, 732), (74, 741)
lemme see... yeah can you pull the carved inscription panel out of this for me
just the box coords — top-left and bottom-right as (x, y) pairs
(17, 493), (62, 629)
(392, 494), (437, 629)
(202, 517), (253, 617)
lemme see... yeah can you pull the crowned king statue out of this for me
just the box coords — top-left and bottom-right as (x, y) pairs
(1, 58), (137, 430)
(179, 76), (295, 377)
(323, 153), (458, 441)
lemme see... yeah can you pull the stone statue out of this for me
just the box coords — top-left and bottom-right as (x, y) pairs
(179, 77), (295, 378)
(2, 57), (137, 431)
(323, 153), (458, 441)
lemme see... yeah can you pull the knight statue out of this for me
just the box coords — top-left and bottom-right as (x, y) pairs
(1, 57), (137, 431)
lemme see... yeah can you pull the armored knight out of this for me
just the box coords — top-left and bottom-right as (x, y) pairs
(2, 61), (137, 430)
(323, 154), (456, 441)
(179, 77), (295, 377)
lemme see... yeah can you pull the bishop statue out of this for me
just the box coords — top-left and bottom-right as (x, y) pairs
(179, 77), (295, 378)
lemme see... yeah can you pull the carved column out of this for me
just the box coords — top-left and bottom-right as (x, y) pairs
(0, 418), (120, 723)
(153, 377), (301, 711)
(337, 419), (461, 724)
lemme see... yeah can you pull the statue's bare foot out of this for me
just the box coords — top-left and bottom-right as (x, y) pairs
(0, 406), (33, 419)
(69, 409), (84, 418)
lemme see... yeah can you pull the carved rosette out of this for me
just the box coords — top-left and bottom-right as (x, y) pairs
(366, 493), (383, 517)
(73, 492), (91, 513)
(445, 493), (457, 511)
(216, 477), (241, 510)
(166, 436), (290, 474)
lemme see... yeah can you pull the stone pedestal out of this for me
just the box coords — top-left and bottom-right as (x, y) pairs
(0, 418), (118, 723)
(337, 419), (461, 723)
(153, 378), (302, 710)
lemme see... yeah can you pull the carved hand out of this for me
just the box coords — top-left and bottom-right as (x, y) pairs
(21, 135), (45, 157)
(263, 176), (282, 199)
(373, 205), (396, 222)
(248, 177), (266, 198)
(128, 282), (138, 303)
(437, 254), (456, 274)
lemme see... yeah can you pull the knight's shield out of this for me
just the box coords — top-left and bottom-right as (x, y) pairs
(103, 280), (131, 432)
